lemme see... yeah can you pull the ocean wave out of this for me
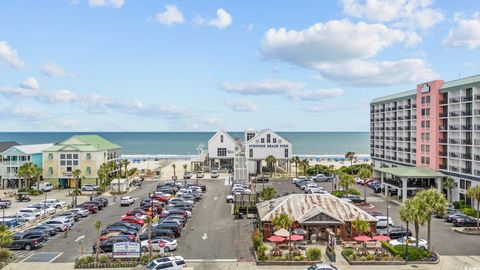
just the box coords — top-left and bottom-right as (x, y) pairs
(121, 153), (371, 160)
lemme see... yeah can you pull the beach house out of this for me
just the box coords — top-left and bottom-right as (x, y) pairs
(207, 130), (237, 171)
(42, 135), (121, 188)
(0, 143), (53, 189)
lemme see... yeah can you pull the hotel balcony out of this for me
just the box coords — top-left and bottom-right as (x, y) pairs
(439, 138), (448, 144)
(450, 97), (461, 103)
(449, 111), (460, 117)
(440, 164), (448, 170)
(449, 125), (460, 130)
(462, 110), (472, 116)
(475, 95), (480, 101)
(462, 125), (473, 131)
(462, 96), (473, 102)
(462, 168), (472, 174)
(475, 170), (480, 177)
(462, 139), (472, 145)
(474, 109), (480, 116)
(449, 152), (460, 158)
(439, 112), (448, 118)
(449, 166), (460, 172)
(474, 140), (480, 146)
(440, 99), (448, 105)
(439, 125), (448, 131)
(439, 151), (447, 157)
(461, 153), (472, 159)
(449, 139), (461, 144)
(475, 155), (480, 161)
(475, 125), (480, 130)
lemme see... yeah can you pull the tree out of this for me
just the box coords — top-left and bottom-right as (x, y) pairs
(183, 164), (187, 174)
(443, 177), (455, 203)
(338, 173), (355, 192)
(172, 163), (176, 177)
(265, 155), (276, 178)
(467, 185), (480, 231)
(358, 167), (373, 201)
(417, 189), (447, 251)
(72, 169), (82, 207)
(399, 198), (427, 248)
(144, 216), (159, 260)
(291, 156), (300, 177)
(32, 164), (42, 192)
(271, 214), (293, 231)
(345, 151), (356, 173)
(17, 162), (34, 188)
(351, 217), (370, 235)
(121, 159), (130, 178)
(97, 163), (108, 187)
(300, 159), (309, 175)
(94, 221), (102, 262)
(259, 187), (277, 201)
(0, 225), (13, 251)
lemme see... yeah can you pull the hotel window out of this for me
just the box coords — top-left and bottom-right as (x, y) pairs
(267, 134), (271, 143)
(426, 133), (430, 140)
(261, 138), (265, 143)
(220, 135), (224, 143)
(48, 167), (53, 176)
(86, 153), (91, 160)
(60, 153), (79, 167)
(284, 149), (288, 158)
(426, 108), (430, 116)
(425, 157), (430, 164)
(86, 167), (91, 175)
(217, 148), (227, 157)
(273, 138), (277, 143)
(48, 153), (53, 160)
(426, 120), (430, 128)
(249, 149), (253, 158)
(426, 96), (430, 103)
(425, 145), (430, 153)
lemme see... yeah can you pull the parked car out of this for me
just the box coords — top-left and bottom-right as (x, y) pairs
(389, 236), (428, 249)
(183, 172), (192, 179)
(120, 196), (135, 206)
(16, 208), (41, 218)
(81, 184), (98, 191)
(42, 199), (68, 209)
(0, 198), (12, 209)
(69, 208), (90, 218)
(28, 204), (56, 215)
(139, 229), (175, 241)
(155, 224), (182, 237)
(196, 171), (204, 178)
(93, 237), (131, 253)
(141, 237), (178, 252)
(445, 212), (467, 223)
(42, 219), (70, 232)
(121, 216), (145, 226)
(305, 263), (339, 270)
(453, 216), (478, 227)
(108, 221), (141, 232)
(93, 197), (109, 207)
(376, 216), (395, 228)
(256, 175), (269, 183)
(377, 226), (412, 239)
(211, 170), (219, 178)
(31, 182), (53, 192)
(78, 203), (99, 213)
(144, 256), (186, 270)
(0, 217), (20, 228)
(32, 225), (58, 236)
(8, 232), (45, 250)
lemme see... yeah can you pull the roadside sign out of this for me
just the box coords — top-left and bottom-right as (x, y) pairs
(113, 242), (140, 259)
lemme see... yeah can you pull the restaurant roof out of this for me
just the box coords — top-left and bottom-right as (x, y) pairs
(377, 166), (445, 177)
(44, 135), (120, 152)
(257, 194), (377, 223)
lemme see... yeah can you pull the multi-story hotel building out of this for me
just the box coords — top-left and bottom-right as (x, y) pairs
(371, 74), (480, 205)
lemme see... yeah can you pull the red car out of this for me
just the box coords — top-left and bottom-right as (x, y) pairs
(78, 203), (98, 213)
(121, 216), (145, 226)
(151, 195), (170, 203)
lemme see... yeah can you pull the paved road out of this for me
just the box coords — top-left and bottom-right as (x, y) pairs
(269, 179), (480, 256)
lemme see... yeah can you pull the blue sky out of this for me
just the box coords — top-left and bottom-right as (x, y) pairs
(1, 0), (479, 132)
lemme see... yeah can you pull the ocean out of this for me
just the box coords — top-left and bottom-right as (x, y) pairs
(0, 132), (370, 157)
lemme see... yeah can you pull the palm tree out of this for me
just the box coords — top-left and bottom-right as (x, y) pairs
(144, 216), (159, 260)
(97, 163), (108, 187)
(399, 198), (427, 248)
(351, 217), (370, 236)
(467, 185), (480, 231)
(443, 177), (455, 203)
(345, 151), (356, 173)
(0, 224), (13, 251)
(94, 221), (102, 262)
(417, 189), (447, 251)
(301, 159), (309, 175)
(17, 162), (34, 188)
(172, 163), (176, 177)
(121, 159), (130, 178)
(183, 164), (187, 174)
(265, 155), (276, 178)
(72, 169), (82, 207)
(259, 187), (277, 201)
(358, 167), (372, 201)
(32, 164), (42, 192)
(291, 156), (300, 177)
(272, 213), (293, 231)
(338, 173), (355, 192)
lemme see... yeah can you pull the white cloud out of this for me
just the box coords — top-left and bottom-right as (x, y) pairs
(341, 0), (444, 29)
(208, 8), (232, 29)
(155, 5), (185, 26)
(315, 58), (437, 87)
(0, 41), (25, 70)
(303, 103), (360, 113)
(42, 62), (75, 78)
(20, 77), (40, 90)
(261, 20), (420, 68)
(37, 90), (78, 103)
(88, 0), (124, 8)
(287, 89), (344, 101)
(221, 80), (305, 95)
(0, 106), (47, 121)
(443, 12), (480, 49)
(225, 99), (257, 112)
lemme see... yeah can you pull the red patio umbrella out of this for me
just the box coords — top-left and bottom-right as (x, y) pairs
(288, 234), (304, 241)
(372, 235), (391, 241)
(353, 235), (373, 242)
(267, 235), (285, 243)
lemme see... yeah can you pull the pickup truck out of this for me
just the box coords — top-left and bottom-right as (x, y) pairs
(0, 199), (12, 209)
(8, 232), (45, 250)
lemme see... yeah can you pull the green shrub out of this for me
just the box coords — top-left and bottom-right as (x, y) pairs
(293, 255), (304, 261)
(256, 244), (267, 261)
(342, 248), (355, 257)
(366, 254), (374, 261)
(98, 255), (109, 263)
(252, 230), (263, 250)
(359, 256), (366, 261)
(461, 208), (478, 217)
(77, 255), (94, 265)
(347, 188), (361, 195)
(385, 244), (431, 261)
(306, 247), (322, 261)
(0, 250), (11, 262)
(331, 190), (346, 197)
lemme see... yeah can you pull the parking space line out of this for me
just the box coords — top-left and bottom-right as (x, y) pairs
(20, 252), (36, 263)
(49, 252), (64, 262)
(185, 259), (237, 262)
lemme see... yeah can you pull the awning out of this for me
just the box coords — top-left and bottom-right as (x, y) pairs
(377, 166), (445, 178)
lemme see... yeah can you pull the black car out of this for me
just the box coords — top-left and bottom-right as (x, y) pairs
(101, 226), (136, 236)
(140, 197), (152, 207)
(93, 197), (109, 207)
(377, 226), (412, 239)
(92, 237), (130, 253)
(155, 224), (182, 237)
(85, 200), (104, 210)
(109, 221), (141, 232)
(256, 176), (269, 183)
(30, 225), (57, 236)
(25, 228), (50, 239)
(8, 232), (45, 250)
(139, 229), (175, 241)
(453, 216), (478, 227)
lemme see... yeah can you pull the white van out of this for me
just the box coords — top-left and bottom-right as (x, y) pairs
(31, 182), (53, 192)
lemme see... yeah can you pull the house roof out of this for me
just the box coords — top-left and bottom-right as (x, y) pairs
(370, 90), (416, 105)
(377, 166), (445, 178)
(245, 128), (291, 145)
(44, 135), (121, 152)
(440, 74), (480, 91)
(12, 144), (54, 155)
(208, 129), (235, 144)
(257, 194), (377, 223)
(0, 141), (19, 153)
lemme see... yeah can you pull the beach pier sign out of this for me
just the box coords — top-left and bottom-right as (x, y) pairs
(113, 242), (141, 259)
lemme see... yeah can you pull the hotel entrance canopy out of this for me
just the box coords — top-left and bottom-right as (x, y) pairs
(377, 167), (446, 178)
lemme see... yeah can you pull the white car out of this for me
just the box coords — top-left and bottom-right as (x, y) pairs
(141, 238), (178, 253)
(304, 183), (319, 193)
(226, 194), (234, 203)
(211, 170), (219, 178)
(120, 196), (135, 206)
(376, 216), (394, 228)
(17, 208), (41, 218)
(42, 199), (68, 209)
(292, 176), (308, 183)
(28, 204), (56, 215)
(309, 188), (327, 194)
(31, 182), (53, 192)
(389, 236), (428, 249)
(145, 256), (186, 270)
(16, 213), (36, 222)
(70, 208), (90, 217)
(81, 184), (98, 191)
(42, 219), (70, 231)
(51, 216), (74, 227)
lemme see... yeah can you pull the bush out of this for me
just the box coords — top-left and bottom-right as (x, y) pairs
(383, 242), (431, 261)
(99, 255), (109, 263)
(306, 247), (322, 261)
(0, 250), (11, 262)
(331, 190), (346, 198)
(293, 255), (304, 261)
(252, 230), (263, 250)
(140, 254), (158, 265)
(462, 208), (478, 218)
(366, 254), (374, 261)
(342, 248), (355, 257)
(256, 244), (267, 261)
(347, 188), (361, 195)
(77, 255), (94, 266)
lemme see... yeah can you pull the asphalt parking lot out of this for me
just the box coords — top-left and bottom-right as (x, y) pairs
(268, 179), (480, 256)
(13, 177), (254, 264)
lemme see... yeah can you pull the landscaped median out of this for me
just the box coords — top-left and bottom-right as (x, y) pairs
(75, 254), (158, 269)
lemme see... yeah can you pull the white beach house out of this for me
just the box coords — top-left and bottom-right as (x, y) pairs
(207, 130), (237, 171)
